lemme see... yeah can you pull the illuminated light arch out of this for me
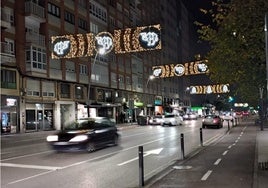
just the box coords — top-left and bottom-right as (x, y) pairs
(51, 24), (161, 59)
(152, 60), (209, 77)
(189, 84), (230, 94)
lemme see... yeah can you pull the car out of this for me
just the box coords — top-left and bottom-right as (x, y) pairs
(202, 115), (223, 129)
(46, 117), (119, 152)
(162, 114), (183, 126)
(183, 113), (198, 120)
(148, 115), (163, 125)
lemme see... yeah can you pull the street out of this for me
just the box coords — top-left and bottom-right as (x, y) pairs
(1, 119), (229, 188)
(147, 119), (257, 188)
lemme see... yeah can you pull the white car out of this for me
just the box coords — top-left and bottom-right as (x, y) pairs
(162, 114), (183, 126)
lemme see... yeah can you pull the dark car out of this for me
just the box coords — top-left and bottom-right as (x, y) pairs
(46, 117), (119, 152)
(202, 115), (223, 129)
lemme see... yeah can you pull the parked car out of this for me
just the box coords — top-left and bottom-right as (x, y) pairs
(46, 117), (119, 152)
(202, 115), (223, 129)
(183, 113), (198, 120)
(162, 114), (183, 126)
(148, 115), (163, 125)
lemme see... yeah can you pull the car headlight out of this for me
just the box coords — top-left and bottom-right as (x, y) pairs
(69, 135), (88, 142)
(46, 135), (58, 142)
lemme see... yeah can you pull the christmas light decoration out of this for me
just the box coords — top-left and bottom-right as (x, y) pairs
(188, 84), (230, 94)
(51, 24), (161, 59)
(152, 60), (209, 77)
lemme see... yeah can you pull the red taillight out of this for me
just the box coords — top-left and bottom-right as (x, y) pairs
(213, 119), (218, 123)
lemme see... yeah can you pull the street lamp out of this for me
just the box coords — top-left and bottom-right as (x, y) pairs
(87, 48), (105, 117)
(185, 87), (192, 107)
(146, 75), (155, 88)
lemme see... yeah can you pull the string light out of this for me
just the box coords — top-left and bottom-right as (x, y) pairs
(189, 84), (230, 94)
(152, 60), (209, 78)
(51, 24), (161, 59)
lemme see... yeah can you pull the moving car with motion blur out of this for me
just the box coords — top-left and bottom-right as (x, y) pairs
(46, 117), (119, 152)
(162, 114), (183, 126)
(202, 115), (223, 129)
(148, 115), (163, 125)
(183, 113), (198, 120)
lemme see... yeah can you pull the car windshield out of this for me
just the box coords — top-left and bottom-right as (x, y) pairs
(205, 115), (218, 119)
(64, 117), (114, 130)
(64, 119), (95, 130)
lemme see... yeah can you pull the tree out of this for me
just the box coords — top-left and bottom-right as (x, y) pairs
(196, 0), (268, 107)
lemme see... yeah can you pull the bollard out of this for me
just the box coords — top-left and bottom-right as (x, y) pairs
(138, 146), (144, 187)
(227, 120), (230, 131)
(180, 133), (185, 159)
(200, 128), (203, 147)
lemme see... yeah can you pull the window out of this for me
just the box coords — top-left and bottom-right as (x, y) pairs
(64, 11), (75, 24)
(79, 64), (88, 75)
(1, 69), (16, 89)
(61, 83), (70, 98)
(3, 39), (15, 55)
(48, 3), (60, 17)
(26, 79), (40, 96)
(42, 81), (55, 97)
(78, 18), (87, 30)
(25, 46), (47, 70)
(90, 22), (98, 34)
(89, 2), (107, 22)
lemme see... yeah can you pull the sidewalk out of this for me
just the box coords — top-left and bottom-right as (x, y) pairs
(255, 128), (268, 188)
(145, 119), (268, 188)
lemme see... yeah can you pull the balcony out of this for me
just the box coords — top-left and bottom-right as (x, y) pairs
(1, 8), (12, 29)
(0, 42), (15, 65)
(25, 1), (45, 24)
(26, 31), (45, 47)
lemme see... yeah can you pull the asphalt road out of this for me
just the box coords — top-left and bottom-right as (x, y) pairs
(1, 119), (229, 188)
(147, 120), (257, 188)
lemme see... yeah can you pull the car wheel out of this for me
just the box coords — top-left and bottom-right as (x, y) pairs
(86, 142), (96, 152)
(202, 125), (205, 128)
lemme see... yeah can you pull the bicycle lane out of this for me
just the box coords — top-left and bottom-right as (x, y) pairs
(146, 122), (257, 188)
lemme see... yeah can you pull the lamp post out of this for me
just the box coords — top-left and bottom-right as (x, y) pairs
(146, 75), (155, 88)
(265, 13), (268, 121)
(87, 48), (105, 117)
(185, 87), (192, 107)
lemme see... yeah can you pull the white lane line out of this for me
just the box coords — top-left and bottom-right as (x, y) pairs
(214, 158), (222, 165)
(8, 171), (53, 185)
(222, 150), (228, 156)
(201, 170), (213, 181)
(0, 163), (61, 171)
(0, 151), (52, 162)
(228, 145), (232, 149)
(237, 136), (241, 139)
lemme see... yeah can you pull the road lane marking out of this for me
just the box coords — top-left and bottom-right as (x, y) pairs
(214, 158), (222, 165)
(228, 145), (232, 149)
(0, 163), (61, 170)
(118, 148), (163, 166)
(222, 150), (228, 156)
(0, 151), (52, 162)
(201, 170), (212, 181)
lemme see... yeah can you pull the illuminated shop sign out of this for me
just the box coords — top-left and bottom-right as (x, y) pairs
(189, 84), (230, 94)
(152, 60), (209, 77)
(51, 24), (161, 59)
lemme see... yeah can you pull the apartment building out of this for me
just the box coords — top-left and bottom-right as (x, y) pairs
(1, 0), (193, 133)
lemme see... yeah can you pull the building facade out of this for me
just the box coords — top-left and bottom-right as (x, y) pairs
(1, 0), (194, 133)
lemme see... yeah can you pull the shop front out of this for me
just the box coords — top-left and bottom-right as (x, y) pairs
(1, 96), (18, 134)
(25, 103), (54, 132)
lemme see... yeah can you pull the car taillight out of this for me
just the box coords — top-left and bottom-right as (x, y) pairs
(213, 119), (218, 123)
